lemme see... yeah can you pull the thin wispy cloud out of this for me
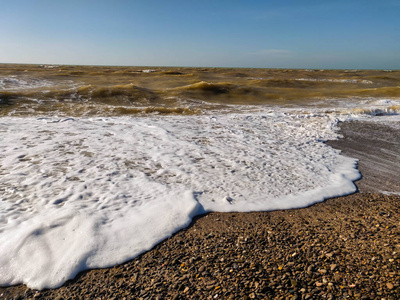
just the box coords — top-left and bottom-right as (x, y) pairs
(251, 49), (292, 56)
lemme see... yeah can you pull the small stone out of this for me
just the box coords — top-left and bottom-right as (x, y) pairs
(315, 282), (324, 287)
(172, 294), (179, 300)
(183, 287), (189, 293)
(291, 279), (298, 287)
(386, 282), (394, 290)
(330, 264), (337, 271)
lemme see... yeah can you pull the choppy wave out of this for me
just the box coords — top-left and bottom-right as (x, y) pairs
(174, 81), (235, 93)
(352, 86), (400, 97)
(172, 81), (264, 97)
(349, 104), (400, 116)
(0, 75), (56, 90)
(1, 65), (399, 116)
(76, 83), (159, 105)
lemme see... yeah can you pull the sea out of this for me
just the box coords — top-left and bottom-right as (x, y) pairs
(0, 64), (399, 289)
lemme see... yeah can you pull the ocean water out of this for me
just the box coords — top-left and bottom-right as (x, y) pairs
(0, 65), (399, 289)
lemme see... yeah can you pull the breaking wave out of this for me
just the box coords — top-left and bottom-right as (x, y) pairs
(350, 105), (400, 116)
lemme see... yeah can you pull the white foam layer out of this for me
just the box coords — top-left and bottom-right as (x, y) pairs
(295, 78), (373, 84)
(0, 112), (360, 289)
(0, 76), (76, 91)
(293, 98), (400, 119)
(0, 76), (55, 90)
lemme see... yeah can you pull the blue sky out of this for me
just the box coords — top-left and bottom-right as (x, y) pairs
(1, 0), (399, 69)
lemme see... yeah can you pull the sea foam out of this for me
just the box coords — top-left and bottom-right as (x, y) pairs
(0, 76), (55, 90)
(0, 111), (361, 289)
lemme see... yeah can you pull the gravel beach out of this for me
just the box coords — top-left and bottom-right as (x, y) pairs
(1, 120), (399, 300)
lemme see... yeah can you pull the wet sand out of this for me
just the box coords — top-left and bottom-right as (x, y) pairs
(327, 120), (400, 194)
(1, 121), (400, 300)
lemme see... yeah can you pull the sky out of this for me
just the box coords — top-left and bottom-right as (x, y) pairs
(1, 0), (399, 69)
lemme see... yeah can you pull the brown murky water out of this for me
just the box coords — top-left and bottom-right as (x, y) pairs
(1, 64), (399, 117)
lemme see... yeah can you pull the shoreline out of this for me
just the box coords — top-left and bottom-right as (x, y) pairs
(1, 120), (400, 299)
